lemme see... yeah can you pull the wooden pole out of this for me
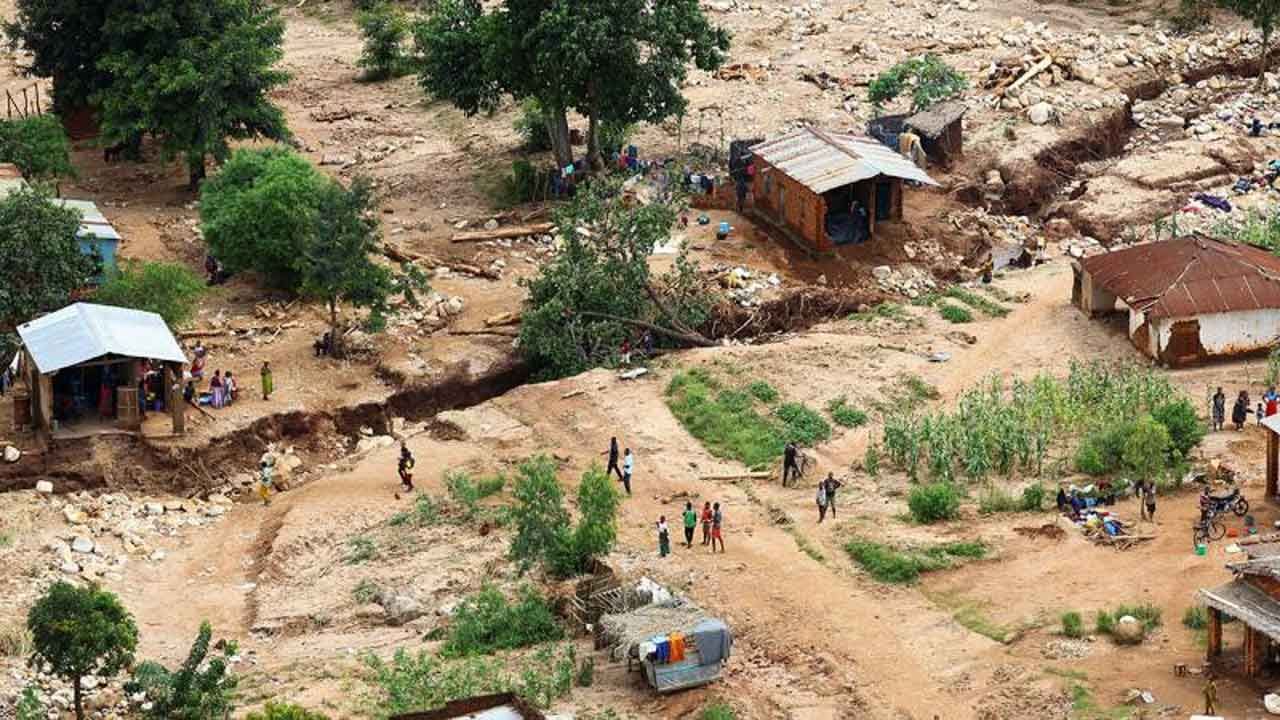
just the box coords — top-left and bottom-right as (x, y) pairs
(167, 362), (185, 435)
(1268, 430), (1278, 500)
(1208, 608), (1223, 660)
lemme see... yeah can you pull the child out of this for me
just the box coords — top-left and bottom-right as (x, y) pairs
(700, 501), (713, 545)
(258, 460), (274, 506)
(710, 503), (724, 553)
(657, 516), (670, 558)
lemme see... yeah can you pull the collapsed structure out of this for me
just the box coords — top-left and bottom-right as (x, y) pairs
(1073, 235), (1280, 366)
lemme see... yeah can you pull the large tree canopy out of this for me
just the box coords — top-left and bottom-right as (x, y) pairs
(5, 0), (113, 112)
(416, 0), (729, 168)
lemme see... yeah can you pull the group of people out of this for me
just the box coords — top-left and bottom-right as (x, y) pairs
(659, 501), (725, 557)
(1212, 385), (1280, 432)
(183, 341), (275, 411)
(604, 437), (635, 495)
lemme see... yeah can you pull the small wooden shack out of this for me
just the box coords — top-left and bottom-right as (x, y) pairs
(749, 127), (937, 253)
(1200, 545), (1280, 677)
(16, 303), (187, 438)
(904, 101), (967, 166)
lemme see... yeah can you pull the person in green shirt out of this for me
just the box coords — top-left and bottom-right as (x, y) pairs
(682, 501), (698, 548)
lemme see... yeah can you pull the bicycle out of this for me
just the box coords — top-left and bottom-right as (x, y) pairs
(1193, 514), (1226, 549)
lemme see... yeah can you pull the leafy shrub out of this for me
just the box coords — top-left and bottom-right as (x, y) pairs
(128, 622), (237, 720)
(776, 402), (832, 445)
(357, 3), (411, 81)
(908, 482), (960, 524)
(845, 538), (985, 583)
(977, 484), (1020, 514)
(864, 443), (881, 477)
(245, 702), (330, 720)
(95, 260), (206, 328)
(346, 536), (378, 564)
(1060, 611), (1084, 639)
(1095, 610), (1115, 636)
(514, 99), (552, 152)
(939, 303), (973, 324)
(1183, 606), (1208, 630)
(556, 467), (621, 577)
(1151, 399), (1204, 458)
(1121, 415), (1171, 484)
(1021, 483), (1046, 511)
(15, 687), (42, 720)
(0, 115), (74, 179)
(497, 159), (553, 205)
(509, 456), (570, 571)
(353, 580), (380, 605)
(442, 585), (563, 657)
(446, 471), (506, 518)
(827, 395), (868, 427)
(868, 53), (967, 112)
(747, 380), (779, 404)
(701, 703), (737, 720)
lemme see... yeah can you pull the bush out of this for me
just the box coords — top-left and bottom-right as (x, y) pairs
(977, 484), (1020, 515)
(1183, 606), (1208, 630)
(908, 482), (960, 524)
(827, 395), (868, 427)
(1095, 610), (1115, 636)
(514, 99), (552, 152)
(446, 471), (506, 519)
(776, 402), (832, 445)
(845, 538), (985, 583)
(1060, 611), (1084, 639)
(701, 703), (737, 720)
(864, 443), (881, 477)
(1151, 399), (1204, 458)
(1021, 483), (1046, 511)
(497, 159), (553, 205)
(442, 585), (563, 657)
(346, 536), (378, 564)
(15, 687), (42, 720)
(1095, 603), (1161, 643)
(128, 622), (237, 720)
(509, 456), (570, 572)
(357, 3), (411, 81)
(353, 580), (380, 605)
(868, 53), (967, 113)
(245, 702), (330, 720)
(939, 303), (973, 324)
(0, 115), (74, 180)
(747, 380), (779, 404)
(1122, 415), (1171, 484)
(94, 260), (206, 328)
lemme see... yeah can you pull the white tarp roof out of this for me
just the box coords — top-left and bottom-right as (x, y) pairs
(17, 303), (186, 374)
(750, 127), (938, 193)
(56, 199), (122, 242)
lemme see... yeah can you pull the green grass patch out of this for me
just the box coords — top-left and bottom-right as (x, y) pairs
(1044, 665), (1089, 682)
(845, 538), (986, 584)
(701, 702), (736, 720)
(1183, 606), (1208, 630)
(785, 527), (826, 564)
(849, 302), (913, 324)
(927, 590), (1036, 644)
(746, 381), (779, 404)
(446, 471), (506, 519)
(1060, 611), (1084, 638)
(353, 579), (380, 605)
(1068, 681), (1133, 720)
(776, 402), (832, 445)
(945, 286), (1010, 317)
(345, 536), (378, 564)
(666, 369), (786, 470)
(981, 285), (1026, 305)
(901, 374), (940, 401)
(826, 395), (868, 428)
(1095, 603), (1161, 644)
(939, 303), (974, 324)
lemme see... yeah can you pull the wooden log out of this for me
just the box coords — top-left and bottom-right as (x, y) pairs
(700, 471), (773, 481)
(1002, 55), (1054, 97)
(484, 311), (521, 327)
(178, 330), (228, 339)
(450, 222), (554, 243)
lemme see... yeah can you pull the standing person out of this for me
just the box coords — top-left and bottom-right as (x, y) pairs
(604, 437), (623, 481)
(816, 479), (829, 523)
(190, 341), (207, 380)
(821, 473), (843, 520)
(1143, 480), (1157, 524)
(258, 460), (274, 507)
(1266, 386), (1279, 418)
(1212, 387), (1226, 431)
(398, 441), (415, 493)
(224, 371), (237, 405)
(782, 442), (799, 487)
(261, 361), (274, 401)
(210, 370), (224, 409)
(682, 501), (697, 548)
(710, 502), (725, 553)
(657, 516), (670, 558)
(1203, 674), (1218, 716)
(182, 380), (196, 406)
(1233, 390), (1252, 430)
(622, 448), (633, 496)
(700, 501), (713, 546)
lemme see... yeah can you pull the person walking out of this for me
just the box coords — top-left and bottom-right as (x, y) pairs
(1202, 674), (1218, 716)
(710, 502), (724, 553)
(1233, 390), (1252, 430)
(258, 460), (274, 507)
(224, 371), (237, 405)
(821, 473), (843, 520)
(682, 501), (697, 548)
(1212, 387), (1226, 431)
(398, 441), (415, 493)
(782, 442), (800, 487)
(816, 479), (829, 523)
(700, 501), (713, 545)
(657, 516), (671, 558)
(604, 437), (623, 481)
(1143, 480), (1157, 524)
(622, 448), (634, 496)
(261, 361), (274, 401)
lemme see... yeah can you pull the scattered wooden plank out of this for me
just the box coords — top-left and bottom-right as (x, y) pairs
(1003, 55), (1053, 97)
(178, 330), (227, 339)
(450, 222), (554, 243)
(700, 471), (772, 482)
(561, 389), (586, 400)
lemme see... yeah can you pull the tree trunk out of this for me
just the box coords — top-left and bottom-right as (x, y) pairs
(1260, 29), (1273, 91)
(543, 105), (573, 169)
(73, 676), (83, 720)
(578, 311), (716, 347)
(586, 82), (604, 171)
(187, 152), (207, 190)
(329, 299), (344, 358)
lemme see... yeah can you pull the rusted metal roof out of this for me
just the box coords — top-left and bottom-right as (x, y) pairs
(1200, 579), (1280, 643)
(749, 127), (938, 194)
(906, 101), (967, 139)
(1079, 235), (1280, 319)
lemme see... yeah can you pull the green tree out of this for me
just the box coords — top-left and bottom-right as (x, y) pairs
(15, 687), (43, 720)
(94, 260), (206, 328)
(509, 455), (570, 572)
(518, 180), (713, 379)
(0, 187), (94, 356)
(0, 115), (74, 180)
(1217, 0), (1280, 88)
(415, 0), (728, 168)
(27, 582), (138, 720)
(95, 0), (290, 187)
(5, 0), (113, 112)
(1122, 415), (1172, 484)
(244, 702), (330, 720)
(548, 465), (621, 577)
(200, 147), (331, 289)
(300, 176), (427, 355)
(357, 3), (411, 81)
(868, 54), (967, 114)
(127, 621), (238, 720)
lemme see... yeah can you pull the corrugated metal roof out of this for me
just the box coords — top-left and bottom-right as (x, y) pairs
(1079, 235), (1280, 319)
(906, 101), (967, 138)
(749, 127), (938, 194)
(1200, 579), (1280, 643)
(56, 199), (122, 242)
(17, 303), (187, 374)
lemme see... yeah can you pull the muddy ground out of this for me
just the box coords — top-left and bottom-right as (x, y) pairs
(2, 0), (1280, 717)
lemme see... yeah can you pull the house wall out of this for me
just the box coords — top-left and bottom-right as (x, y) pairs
(1077, 270), (1118, 315)
(1152, 309), (1280, 359)
(751, 158), (830, 253)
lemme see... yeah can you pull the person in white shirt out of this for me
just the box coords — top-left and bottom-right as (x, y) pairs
(622, 448), (634, 496)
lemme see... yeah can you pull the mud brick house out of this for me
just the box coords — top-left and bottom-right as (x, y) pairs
(1200, 542), (1280, 677)
(1073, 235), (1280, 367)
(748, 127), (937, 252)
(15, 303), (188, 439)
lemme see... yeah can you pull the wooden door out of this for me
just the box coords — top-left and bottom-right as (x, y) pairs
(116, 386), (139, 428)
(1163, 319), (1204, 366)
